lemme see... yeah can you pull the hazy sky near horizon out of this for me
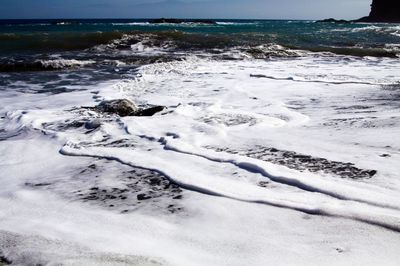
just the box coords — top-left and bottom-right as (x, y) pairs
(0, 0), (372, 20)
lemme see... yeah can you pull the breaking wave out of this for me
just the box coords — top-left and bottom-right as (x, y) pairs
(1, 29), (399, 59)
(0, 59), (96, 72)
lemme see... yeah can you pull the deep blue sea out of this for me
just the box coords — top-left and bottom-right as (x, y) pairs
(1, 19), (399, 57)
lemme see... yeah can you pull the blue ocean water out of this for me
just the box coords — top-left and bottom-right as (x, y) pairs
(0, 19), (399, 57)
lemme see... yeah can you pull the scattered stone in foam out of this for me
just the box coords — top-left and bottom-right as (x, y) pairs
(202, 113), (258, 126)
(210, 146), (377, 179)
(25, 160), (184, 214)
(76, 166), (184, 214)
(96, 99), (139, 117)
(94, 99), (166, 117)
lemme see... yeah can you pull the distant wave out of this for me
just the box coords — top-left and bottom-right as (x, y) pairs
(111, 22), (151, 26)
(215, 22), (259, 25)
(325, 24), (400, 37)
(298, 46), (398, 58)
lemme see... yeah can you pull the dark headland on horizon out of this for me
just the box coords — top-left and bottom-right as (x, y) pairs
(319, 0), (400, 23)
(358, 0), (400, 23)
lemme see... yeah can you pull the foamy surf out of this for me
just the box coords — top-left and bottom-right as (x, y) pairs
(1, 19), (400, 265)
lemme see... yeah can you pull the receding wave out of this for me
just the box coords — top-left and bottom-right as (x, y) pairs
(289, 45), (399, 58)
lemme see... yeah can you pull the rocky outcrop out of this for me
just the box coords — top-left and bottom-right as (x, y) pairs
(96, 99), (139, 117)
(95, 99), (166, 117)
(318, 1), (400, 24)
(357, 0), (400, 23)
(134, 106), (166, 117)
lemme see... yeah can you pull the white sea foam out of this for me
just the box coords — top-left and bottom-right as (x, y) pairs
(1, 54), (400, 264)
(38, 59), (96, 69)
(111, 22), (151, 26)
(215, 22), (258, 25)
(351, 25), (400, 36)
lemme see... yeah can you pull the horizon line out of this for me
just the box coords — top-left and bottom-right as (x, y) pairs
(0, 17), (345, 21)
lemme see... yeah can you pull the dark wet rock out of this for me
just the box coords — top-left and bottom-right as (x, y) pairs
(259, 181), (270, 188)
(363, 170), (377, 177)
(96, 99), (139, 117)
(245, 47), (299, 59)
(356, 0), (400, 23)
(25, 182), (52, 187)
(149, 177), (162, 186)
(0, 255), (11, 265)
(94, 99), (166, 117)
(380, 154), (391, 158)
(135, 106), (166, 117)
(209, 146), (378, 179)
(149, 18), (216, 25)
(335, 248), (345, 253)
(137, 194), (152, 201)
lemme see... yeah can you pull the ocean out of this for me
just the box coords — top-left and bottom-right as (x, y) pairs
(0, 19), (400, 265)
(1, 19), (400, 57)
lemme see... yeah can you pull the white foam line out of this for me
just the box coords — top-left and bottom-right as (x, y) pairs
(249, 74), (380, 85)
(60, 142), (400, 233)
(163, 138), (400, 211)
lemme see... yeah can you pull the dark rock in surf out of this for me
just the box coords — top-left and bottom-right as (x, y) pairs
(95, 99), (166, 117)
(137, 194), (152, 200)
(135, 106), (166, 116)
(96, 99), (139, 117)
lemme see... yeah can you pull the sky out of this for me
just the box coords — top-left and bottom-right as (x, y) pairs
(0, 0), (372, 20)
